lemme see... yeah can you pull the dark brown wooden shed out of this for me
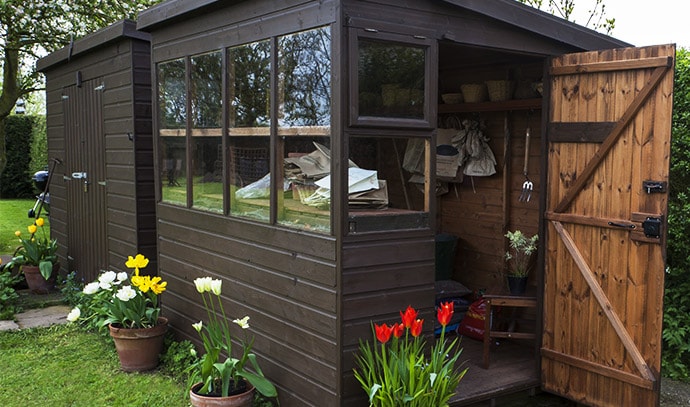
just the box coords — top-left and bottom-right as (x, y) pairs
(38, 1), (669, 406)
(37, 20), (157, 281)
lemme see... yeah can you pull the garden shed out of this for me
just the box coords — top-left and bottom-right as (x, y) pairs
(37, 0), (671, 406)
(37, 20), (157, 282)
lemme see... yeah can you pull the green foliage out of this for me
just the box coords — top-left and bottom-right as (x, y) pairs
(0, 199), (37, 254)
(29, 115), (47, 175)
(160, 337), (197, 382)
(663, 47), (690, 381)
(1, 115), (34, 198)
(0, 268), (21, 320)
(0, 324), (188, 406)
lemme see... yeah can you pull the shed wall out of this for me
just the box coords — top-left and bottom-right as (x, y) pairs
(156, 204), (339, 405)
(43, 34), (155, 280)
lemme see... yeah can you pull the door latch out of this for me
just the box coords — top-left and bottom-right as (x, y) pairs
(642, 180), (667, 194)
(642, 217), (662, 239)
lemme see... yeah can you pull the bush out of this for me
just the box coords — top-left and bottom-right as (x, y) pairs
(0, 115), (36, 198)
(663, 47), (690, 380)
(0, 268), (21, 320)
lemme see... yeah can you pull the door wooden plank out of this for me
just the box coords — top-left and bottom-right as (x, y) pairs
(549, 56), (672, 76)
(553, 65), (670, 213)
(541, 349), (654, 390)
(551, 220), (655, 381)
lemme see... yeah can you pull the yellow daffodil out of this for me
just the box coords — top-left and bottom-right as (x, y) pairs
(14, 230), (21, 237)
(150, 277), (167, 295)
(35, 218), (45, 227)
(28, 224), (37, 234)
(125, 254), (149, 273)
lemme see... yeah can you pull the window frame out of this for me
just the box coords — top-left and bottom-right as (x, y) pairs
(348, 28), (436, 129)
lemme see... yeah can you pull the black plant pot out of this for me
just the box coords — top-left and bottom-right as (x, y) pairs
(507, 276), (528, 295)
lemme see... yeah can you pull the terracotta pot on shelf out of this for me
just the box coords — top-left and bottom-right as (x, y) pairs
(108, 316), (168, 372)
(189, 381), (255, 407)
(22, 263), (59, 294)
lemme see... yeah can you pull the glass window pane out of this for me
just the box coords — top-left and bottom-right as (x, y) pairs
(277, 26), (331, 233)
(191, 51), (223, 213)
(158, 58), (187, 206)
(358, 40), (425, 119)
(346, 135), (430, 233)
(228, 41), (271, 222)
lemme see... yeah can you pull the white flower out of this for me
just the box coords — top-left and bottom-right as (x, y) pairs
(115, 285), (137, 302)
(192, 321), (203, 332)
(99, 271), (117, 284)
(83, 282), (100, 295)
(210, 279), (222, 296)
(194, 277), (212, 293)
(233, 316), (250, 329)
(99, 281), (112, 290)
(117, 272), (128, 282)
(66, 307), (81, 322)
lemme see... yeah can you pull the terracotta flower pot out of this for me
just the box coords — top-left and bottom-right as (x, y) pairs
(108, 316), (168, 372)
(189, 381), (255, 407)
(22, 263), (58, 294)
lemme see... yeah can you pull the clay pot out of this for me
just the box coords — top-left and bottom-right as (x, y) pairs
(22, 263), (58, 294)
(108, 316), (168, 372)
(189, 381), (255, 407)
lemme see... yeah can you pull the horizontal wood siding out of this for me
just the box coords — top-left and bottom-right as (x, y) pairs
(341, 232), (435, 405)
(156, 204), (338, 406)
(40, 23), (155, 278)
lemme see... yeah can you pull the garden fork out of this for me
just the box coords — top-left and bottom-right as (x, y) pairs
(519, 126), (532, 202)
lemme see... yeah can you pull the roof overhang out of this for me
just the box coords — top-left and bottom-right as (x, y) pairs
(37, 19), (150, 73)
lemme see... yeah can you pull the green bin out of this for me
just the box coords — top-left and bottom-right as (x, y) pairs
(435, 233), (458, 281)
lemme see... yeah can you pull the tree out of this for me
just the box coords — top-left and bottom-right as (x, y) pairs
(517, 0), (615, 34)
(0, 0), (160, 195)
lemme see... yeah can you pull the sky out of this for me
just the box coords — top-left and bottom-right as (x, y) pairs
(572, 0), (689, 48)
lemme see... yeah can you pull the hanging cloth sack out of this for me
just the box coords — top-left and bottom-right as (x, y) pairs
(462, 120), (496, 177)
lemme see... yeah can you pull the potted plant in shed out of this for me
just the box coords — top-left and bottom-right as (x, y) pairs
(188, 276), (278, 407)
(3, 218), (58, 294)
(504, 229), (538, 295)
(66, 253), (169, 371)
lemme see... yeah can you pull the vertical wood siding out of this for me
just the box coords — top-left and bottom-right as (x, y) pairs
(40, 23), (156, 281)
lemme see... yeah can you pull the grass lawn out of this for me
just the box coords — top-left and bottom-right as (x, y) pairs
(0, 199), (43, 255)
(0, 324), (188, 406)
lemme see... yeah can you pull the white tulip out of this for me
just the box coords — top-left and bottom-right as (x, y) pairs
(116, 285), (137, 302)
(66, 307), (81, 322)
(83, 282), (100, 295)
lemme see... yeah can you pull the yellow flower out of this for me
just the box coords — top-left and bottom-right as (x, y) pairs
(150, 277), (167, 295)
(135, 275), (152, 293)
(14, 230), (21, 237)
(35, 218), (45, 227)
(28, 224), (37, 234)
(125, 254), (149, 270)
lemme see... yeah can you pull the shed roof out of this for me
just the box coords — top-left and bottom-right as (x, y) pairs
(37, 19), (150, 72)
(136, 0), (630, 51)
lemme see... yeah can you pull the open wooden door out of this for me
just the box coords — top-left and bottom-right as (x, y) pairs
(542, 44), (675, 406)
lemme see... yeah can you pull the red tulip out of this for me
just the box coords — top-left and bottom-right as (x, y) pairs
(392, 322), (405, 338)
(437, 301), (454, 327)
(410, 318), (424, 337)
(375, 323), (393, 344)
(400, 305), (418, 329)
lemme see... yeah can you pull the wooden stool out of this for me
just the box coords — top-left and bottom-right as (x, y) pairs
(482, 294), (537, 368)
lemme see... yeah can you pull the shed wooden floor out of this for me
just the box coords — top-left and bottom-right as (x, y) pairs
(449, 335), (540, 406)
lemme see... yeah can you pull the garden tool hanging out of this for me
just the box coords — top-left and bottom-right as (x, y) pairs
(519, 123), (533, 202)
